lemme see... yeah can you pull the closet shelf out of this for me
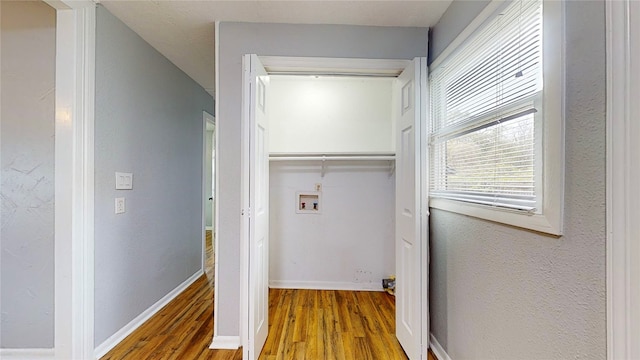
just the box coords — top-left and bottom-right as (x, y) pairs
(269, 153), (396, 177)
(269, 152), (395, 161)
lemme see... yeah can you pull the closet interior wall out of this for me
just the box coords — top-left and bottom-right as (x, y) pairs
(268, 75), (396, 291)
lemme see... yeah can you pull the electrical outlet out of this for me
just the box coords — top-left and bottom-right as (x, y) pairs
(115, 197), (126, 214)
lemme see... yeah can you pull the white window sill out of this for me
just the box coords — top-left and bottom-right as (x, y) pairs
(429, 197), (563, 236)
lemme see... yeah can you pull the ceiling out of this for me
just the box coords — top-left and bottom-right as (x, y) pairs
(100, 0), (453, 96)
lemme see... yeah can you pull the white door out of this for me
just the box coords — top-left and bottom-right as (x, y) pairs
(245, 54), (270, 360)
(395, 57), (428, 360)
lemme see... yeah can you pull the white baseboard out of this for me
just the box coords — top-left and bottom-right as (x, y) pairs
(269, 280), (383, 291)
(0, 348), (54, 360)
(209, 336), (241, 350)
(94, 270), (204, 359)
(430, 333), (452, 360)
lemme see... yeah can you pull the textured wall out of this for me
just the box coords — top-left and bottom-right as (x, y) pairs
(0, 1), (56, 348)
(217, 21), (428, 336)
(428, 1), (607, 358)
(94, 6), (214, 345)
(428, 0), (491, 65)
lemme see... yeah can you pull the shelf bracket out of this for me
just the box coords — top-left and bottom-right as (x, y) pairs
(321, 156), (327, 177)
(389, 160), (395, 176)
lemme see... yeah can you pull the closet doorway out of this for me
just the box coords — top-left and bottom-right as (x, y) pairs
(241, 56), (429, 360)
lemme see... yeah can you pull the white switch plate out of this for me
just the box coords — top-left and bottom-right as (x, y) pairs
(115, 197), (125, 214)
(115, 172), (133, 190)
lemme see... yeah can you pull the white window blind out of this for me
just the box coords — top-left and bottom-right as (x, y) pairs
(430, 0), (543, 212)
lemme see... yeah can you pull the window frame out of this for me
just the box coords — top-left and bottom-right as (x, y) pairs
(428, 0), (564, 236)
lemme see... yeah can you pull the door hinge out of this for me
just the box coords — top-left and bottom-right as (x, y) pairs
(242, 207), (251, 218)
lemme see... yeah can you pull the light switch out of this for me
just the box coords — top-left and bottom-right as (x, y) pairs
(115, 172), (133, 190)
(115, 197), (125, 214)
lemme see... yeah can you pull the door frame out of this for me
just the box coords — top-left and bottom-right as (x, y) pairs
(239, 55), (429, 357)
(606, 0), (640, 358)
(418, 57), (430, 358)
(44, 0), (96, 358)
(202, 111), (216, 271)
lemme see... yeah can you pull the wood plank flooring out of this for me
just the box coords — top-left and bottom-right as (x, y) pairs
(205, 230), (214, 288)
(101, 231), (436, 360)
(101, 231), (241, 360)
(261, 288), (409, 360)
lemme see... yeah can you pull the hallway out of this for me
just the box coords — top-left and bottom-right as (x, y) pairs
(101, 231), (432, 359)
(100, 231), (241, 359)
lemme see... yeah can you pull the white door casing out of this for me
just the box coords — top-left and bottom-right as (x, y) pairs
(606, 0), (640, 358)
(45, 1), (97, 358)
(395, 57), (428, 360)
(244, 54), (270, 360)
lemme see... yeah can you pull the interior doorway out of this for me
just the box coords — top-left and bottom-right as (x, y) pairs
(203, 111), (216, 278)
(241, 55), (429, 360)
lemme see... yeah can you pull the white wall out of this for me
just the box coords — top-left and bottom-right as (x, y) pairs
(217, 21), (427, 336)
(428, 1), (607, 358)
(268, 76), (395, 290)
(269, 76), (394, 154)
(0, 1), (56, 348)
(94, 6), (214, 345)
(270, 162), (394, 290)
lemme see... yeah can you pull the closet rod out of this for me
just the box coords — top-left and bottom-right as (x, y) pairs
(269, 155), (395, 161)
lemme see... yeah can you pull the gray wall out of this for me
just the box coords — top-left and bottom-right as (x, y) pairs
(0, 1), (56, 349)
(428, 0), (491, 64)
(94, 6), (214, 345)
(217, 22), (428, 336)
(429, 1), (606, 358)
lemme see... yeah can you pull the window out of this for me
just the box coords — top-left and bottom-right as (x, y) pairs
(428, 0), (564, 235)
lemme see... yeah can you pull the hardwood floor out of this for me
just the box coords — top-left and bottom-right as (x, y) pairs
(205, 230), (214, 287)
(101, 231), (241, 360)
(101, 230), (437, 360)
(100, 273), (241, 360)
(261, 289), (408, 360)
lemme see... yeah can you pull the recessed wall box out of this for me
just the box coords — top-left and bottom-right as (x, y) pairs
(296, 192), (321, 214)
